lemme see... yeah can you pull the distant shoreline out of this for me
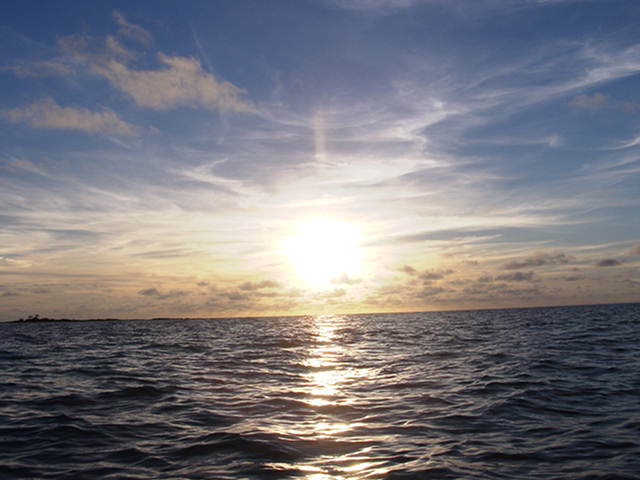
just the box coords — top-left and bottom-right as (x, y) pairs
(6, 302), (639, 324)
(10, 317), (123, 324)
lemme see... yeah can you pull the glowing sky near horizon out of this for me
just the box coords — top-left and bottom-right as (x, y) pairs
(1, 0), (639, 320)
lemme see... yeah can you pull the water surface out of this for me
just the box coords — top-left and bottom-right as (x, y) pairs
(1, 304), (639, 479)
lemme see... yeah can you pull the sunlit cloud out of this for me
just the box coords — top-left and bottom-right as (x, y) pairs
(59, 35), (255, 113)
(502, 252), (574, 270)
(238, 280), (280, 291)
(398, 265), (417, 276)
(138, 287), (189, 300)
(495, 271), (535, 282)
(420, 269), (454, 281)
(3, 97), (138, 136)
(4, 13), (254, 115)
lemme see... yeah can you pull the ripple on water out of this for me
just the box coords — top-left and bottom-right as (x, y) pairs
(1, 304), (639, 479)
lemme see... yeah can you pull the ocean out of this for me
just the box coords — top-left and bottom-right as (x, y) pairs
(1, 303), (639, 479)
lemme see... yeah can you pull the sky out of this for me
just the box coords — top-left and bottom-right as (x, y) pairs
(1, 0), (639, 320)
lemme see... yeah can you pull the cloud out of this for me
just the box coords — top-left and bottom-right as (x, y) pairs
(595, 258), (622, 267)
(31, 287), (51, 294)
(373, 226), (545, 248)
(0, 256), (25, 267)
(132, 248), (192, 259)
(113, 11), (153, 46)
(420, 269), (454, 281)
(138, 288), (160, 296)
(331, 273), (361, 285)
(0, 60), (71, 78)
(201, 282), (304, 313)
(59, 31), (254, 113)
(138, 287), (189, 299)
(569, 93), (609, 110)
(320, 288), (347, 298)
(4, 15), (253, 115)
(495, 271), (535, 282)
(3, 97), (138, 136)
(502, 252), (574, 270)
(398, 265), (417, 275)
(564, 274), (584, 281)
(110, 54), (253, 112)
(416, 286), (445, 298)
(463, 283), (545, 301)
(4, 158), (51, 177)
(238, 280), (280, 291)
(325, 0), (421, 11)
(629, 243), (640, 255)
(612, 135), (640, 150)
(222, 291), (250, 302)
(369, 284), (404, 299)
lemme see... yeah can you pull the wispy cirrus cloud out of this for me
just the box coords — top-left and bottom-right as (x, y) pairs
(324, 0), (423, 11)
(112, 10), (153, 46)
(0, 60), (71, 78)
(569, 93), (609, 110)
(569, 92), (639, 113)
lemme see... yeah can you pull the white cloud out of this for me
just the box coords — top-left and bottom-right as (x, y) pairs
(612, 135), (640, 150)
(3, 97), (138, 136)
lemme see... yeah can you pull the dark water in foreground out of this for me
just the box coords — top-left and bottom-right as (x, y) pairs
(1, 304), (639, 479)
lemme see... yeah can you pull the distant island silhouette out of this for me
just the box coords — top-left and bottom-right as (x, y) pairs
(10, 314), (203, 323)
(12, 314), (122, 323)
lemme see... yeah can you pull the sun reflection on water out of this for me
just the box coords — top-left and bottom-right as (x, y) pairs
(302, 316), (345, 407)
(284, 315), (390, 479)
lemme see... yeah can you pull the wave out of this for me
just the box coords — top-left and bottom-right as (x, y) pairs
(1, 303), (639, 479)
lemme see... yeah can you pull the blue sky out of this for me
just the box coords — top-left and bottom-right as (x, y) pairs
(1, 0), (639, 320)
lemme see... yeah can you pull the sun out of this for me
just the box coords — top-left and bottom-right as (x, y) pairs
(285, 218), (361, 289)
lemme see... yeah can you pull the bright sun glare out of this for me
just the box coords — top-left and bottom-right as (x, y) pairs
(285, 218), (361, 289)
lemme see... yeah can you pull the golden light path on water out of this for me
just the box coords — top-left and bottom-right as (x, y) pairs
(266, 315), (392, 479)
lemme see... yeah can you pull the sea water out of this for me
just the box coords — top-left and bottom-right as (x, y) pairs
(1, 304), (639, 479)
